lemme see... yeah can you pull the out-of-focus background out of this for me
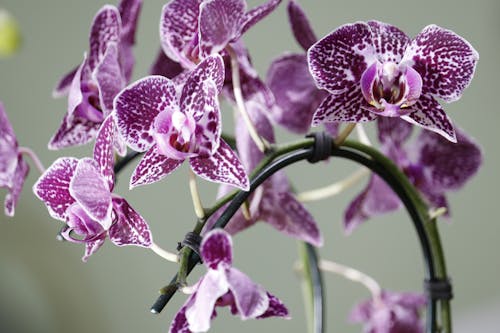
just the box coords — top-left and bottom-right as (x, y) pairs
(0, 0), (498, 332)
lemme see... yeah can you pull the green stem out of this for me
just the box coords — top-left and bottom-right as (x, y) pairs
(343, 140), (451, 333)
(299, 242), (314, 333)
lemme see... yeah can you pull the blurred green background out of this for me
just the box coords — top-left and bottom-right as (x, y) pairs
(0, 0), (498, 332)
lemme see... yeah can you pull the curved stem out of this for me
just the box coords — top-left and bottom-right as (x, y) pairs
(188, 169), (205, 219)
(18, 146), (45, 173)
(226, 45), (270, 153)
(150, 242), (178, 263)
(334, 123), (356, 146)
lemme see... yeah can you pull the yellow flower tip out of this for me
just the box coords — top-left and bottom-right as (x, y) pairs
(0, 9), (21, 57)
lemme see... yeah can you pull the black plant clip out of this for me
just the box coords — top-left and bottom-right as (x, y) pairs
(306, 132), (333, 163)
(425, 278), (453, 301)
(177, 232), (203, 260)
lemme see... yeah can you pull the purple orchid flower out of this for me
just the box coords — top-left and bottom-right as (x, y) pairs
(0, 102), (29, 217)
(266, 0), (338, 136)
(34, 116), (152, 261)
(50, 0), (142, 152)
(308, 20), (479, 142)
(350, 290), (426, 333)
(344, 118), (482, 234)
(205, 93), (322, 246)
(160, 0), (282, 69)
(169, 229), (289, 333)
(113, 55), (249, 190)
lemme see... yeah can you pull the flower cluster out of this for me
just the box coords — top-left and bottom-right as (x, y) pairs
(0, 0), (483, 332)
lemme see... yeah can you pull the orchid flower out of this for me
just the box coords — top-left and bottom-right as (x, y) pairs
(308, 20), (478, 142)
(114, 55), (249, 190)
(34, 116), (152, 261)
(350, 290), (426, 333)
(169, 229), (289, 333)
(344, 118), (482, 234)
(160, 0), (282, 70)
(266, 0), (337, 136)
(50, 0), (142, 152)
(0, 102), (29, 216)
(205, 92), (322, 246)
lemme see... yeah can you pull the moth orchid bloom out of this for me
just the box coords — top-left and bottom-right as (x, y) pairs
(267, 0), (337, 136)
(350, 291), (426, 333)
(0, 102), (29, 216)
(169, 229), (289, 333)
(160, 0), (282, 69)
(308, 21), (479, 142)
(205, 97), (322, 246)
(34, 116), (152, 261)
(344, 118), (482, 234)
(50, 0), (142, 152)
(114, 55), (249, 190)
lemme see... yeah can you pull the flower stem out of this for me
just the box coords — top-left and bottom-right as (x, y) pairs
(188, 169), (205, 219)
(334, 123), (356, 146)
(150, 242), (178, 263)
(18, 146), (45, 173)
(297, 168), (369, 203)
(226, 45), (270, 153)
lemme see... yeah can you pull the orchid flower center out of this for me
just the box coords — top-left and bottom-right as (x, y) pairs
(64, 203), (105, 243)
(74, 81), (105, 123)
(153, 109), (197, 160)
(361, 61), (423, 116)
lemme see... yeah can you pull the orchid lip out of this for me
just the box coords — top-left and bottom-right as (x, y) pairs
(153, 109), (197, 160)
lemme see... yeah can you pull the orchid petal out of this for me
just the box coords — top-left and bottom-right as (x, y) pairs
(344, 175), (402, 234)
(267, 53), (326, 134)
(367, 20), (410, 63)
(48, 113), (101, 150)
(169, 293), (196, 333)
(186, 270), (228, 332)
(240, 0), (282, 36)
(201, 228), (233, 269)
(180, 55), (224, 121)
(53, 66), (79, 98)
(308, 22), (376, 94)
(149, 48), (184, 79)
(4, 157), (29, 217)
(88, 5), (121, 71)
(0, 102), (18, 186)
(257, 292), (290, 319)
(93, 115), (116, 189)
(69, 158), (112, 229)
(312, 88), (378, 126)
(118, 0), (142, 45)
(160, 0), (202, 68)
(94, 42), (125, 114)
(114, 75), (178, 152)
(403, 24), (479, 102)
(82, 237), (106, 262)
(377, 117), (413, 146)
(33, 157), (78, 221)
(401, 94), (456, 142)
(287, 0), (316, 50)
(199, 0), (246, 58)
(226, 267), (269, 319)
(109, 197), (152, 247)
(130, 145), (183, 188)
(416, 128), (482, 191)
(190, 139), (250, 190)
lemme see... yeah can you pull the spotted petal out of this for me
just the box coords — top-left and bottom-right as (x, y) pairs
(48, 113), (101, 150)
(401, 94), (456, 142)
(53, 66), (79, 98)
(118, 0), (142, 45)
(312, 87), (377, 126)
(308, 22), (376, 94)
(190, 139), (249, 190)
(94, 42), (125, 114)
(201, 229), (233, 269)
(82, 237), (106, 262)
(240, 0), (282, 36)
(267, 53), (326, 133)
(226, 267), (269, 319)
(88, 5), (121, 71)
(344, 175), (402, 234)
(149, 48), (184, 78)
(367, 20), (410, 63)
(4, 157), (29, 217)
(109, 197), (152, 247)
(287, 0), (316, 50)
(160, 0), (202, 68)
(199, 0), (246, 58)
(69, 158), (112, 229)
(169, 293), (196, 333)
(93, 115), (116, 189)
(261, 191), (323, 246)
(416, 128), (482, 191)
(0, 102), (18, 186)
(114, 75), (178, 152)
(377, 117), (413, 147)
(403, 25), (479, 102)
(257, 293), (290, 319)
(33, 157), (78, 221)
